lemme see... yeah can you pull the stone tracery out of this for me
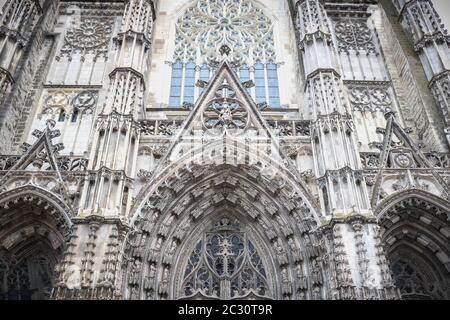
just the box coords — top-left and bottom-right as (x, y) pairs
(169, 0), (280, 108)
(334, 20), (376, 53)
(202, 80), (249, 134)
(377, 192), (450, 300)
(123, 160), (327, 300)
(180, 218), (270, 300)
(173, 0), (275, 65)
(59, 17), (113, 58)
(0, 0), (449, 301)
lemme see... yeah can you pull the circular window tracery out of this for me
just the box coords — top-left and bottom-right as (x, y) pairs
(65, 18), (112, 50)
(334, 20), (376, 53)
(202, 82), (249, 135)
(174, 0), (275, 65)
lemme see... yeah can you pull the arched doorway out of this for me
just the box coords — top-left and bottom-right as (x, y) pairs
(177, 216), (273, 300)
(377, 191), (450, 300)
(123, 162), (329, 300)
(0, 188), (72, 300)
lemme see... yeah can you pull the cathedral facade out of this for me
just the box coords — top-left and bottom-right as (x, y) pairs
(0, 0), (449, 300)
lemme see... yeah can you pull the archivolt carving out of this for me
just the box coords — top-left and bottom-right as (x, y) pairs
(375, 190), (450, 221)
(0, 186), (73, 239)
(122, 163), (328, 300)
(377, 190), (450, 299)
(0, 186), (74, 300)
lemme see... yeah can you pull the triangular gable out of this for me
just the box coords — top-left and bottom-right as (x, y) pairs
(178, 61), (276, 136)
(142, 61), (318, 210)
(371, 113), (450, 205)
(154, 61), (290, 169)
(0, 120), (65, 185)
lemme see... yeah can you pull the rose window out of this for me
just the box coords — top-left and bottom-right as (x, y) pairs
(59, 18), (113, 58)
(65, 18), (112, 50)
(174, 0), (274, 64)
(335, 20), (376, 53)
(169, 0), (280, 108)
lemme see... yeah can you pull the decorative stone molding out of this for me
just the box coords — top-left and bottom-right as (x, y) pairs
(59, 17), (113, 59)
(334, 20), (376, 54)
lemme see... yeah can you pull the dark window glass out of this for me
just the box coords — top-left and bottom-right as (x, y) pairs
(58, 109), (66, 122)
(71, 109), (79, 122)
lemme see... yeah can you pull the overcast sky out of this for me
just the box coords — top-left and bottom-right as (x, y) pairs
(433, 0), (450, 31)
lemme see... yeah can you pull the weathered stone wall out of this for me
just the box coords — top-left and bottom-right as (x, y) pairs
(379, 0), (448, 152)
(0, 0), (60, 154)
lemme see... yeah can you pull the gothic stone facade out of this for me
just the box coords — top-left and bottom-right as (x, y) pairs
(0, 0), (449, 300)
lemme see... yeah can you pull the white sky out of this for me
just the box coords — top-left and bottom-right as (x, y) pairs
(433, 0), (450, 31)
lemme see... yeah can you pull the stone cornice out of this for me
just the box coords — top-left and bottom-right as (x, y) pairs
(317, 213), (378, 234)
(298, 30), (333, 50)
(71, 214), (131, 234)
(428, 69), (450, 89)
(108, 67), (146, 91)
(305, 68), (342, 83)
(0, 26), (28, 47)
(324, 2), (373, 18)
(114, 30), (152, 48)
(59, 1), (125, 15)
(343, 80), (392, 86)
(414, 32), (450, 52)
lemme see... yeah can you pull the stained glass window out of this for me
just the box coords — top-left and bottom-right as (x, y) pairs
(168, 0), (281, 108)
(267, 62), (281, 107)
(254, 61), (266, 104)
(169, 60), (183, 107)
(180, 218), (270, 300)
(199, 64), (210, 95)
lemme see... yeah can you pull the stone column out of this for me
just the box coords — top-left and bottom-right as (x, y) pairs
(52, 0), (155, 300)
(392, 0), (450, 146)
(294, 0), (398, 299)
(79, 0), (155, 217)
(0, 0), (43, 104)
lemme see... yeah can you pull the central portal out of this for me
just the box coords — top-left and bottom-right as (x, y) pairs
(178, 218), (273, 300)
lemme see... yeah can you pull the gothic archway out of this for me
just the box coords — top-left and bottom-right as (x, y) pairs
(0, 187), (72, 300)
(176, 215), (276, 300)
(376, 190), (450, 300)
(122, 161), (330, 300)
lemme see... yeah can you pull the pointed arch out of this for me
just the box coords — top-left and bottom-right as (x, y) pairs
(133, 61), (319, 219)
(0, 186), (73, 300)
(375, 189), (450, 300)
(131, 137), (320, 222)
(122, 162), (330, 300)
(0, 185), (73, 235)
(173, 214), (279, 300)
